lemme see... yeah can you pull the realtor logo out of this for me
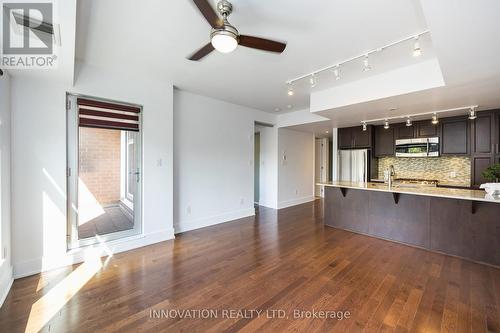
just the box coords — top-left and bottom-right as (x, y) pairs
(1, 2), (57, 69)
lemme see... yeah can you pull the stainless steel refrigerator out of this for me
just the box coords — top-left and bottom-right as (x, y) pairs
(338, 149), (369, 182)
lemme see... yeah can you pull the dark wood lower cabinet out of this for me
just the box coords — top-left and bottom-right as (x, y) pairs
(325, 186), (500, 267)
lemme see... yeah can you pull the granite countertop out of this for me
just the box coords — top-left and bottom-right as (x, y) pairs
(317, 181), (500, 203)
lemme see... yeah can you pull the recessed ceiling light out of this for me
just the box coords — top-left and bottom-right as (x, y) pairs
(325, 130), (329, 133)
(274, 107), (281, 112)
(287, 105), (293, 109)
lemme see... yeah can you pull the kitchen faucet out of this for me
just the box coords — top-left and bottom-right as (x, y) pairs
(387, 165), (395, 188)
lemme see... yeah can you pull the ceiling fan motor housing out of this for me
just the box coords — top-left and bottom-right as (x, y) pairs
(210, 22), (238, 41)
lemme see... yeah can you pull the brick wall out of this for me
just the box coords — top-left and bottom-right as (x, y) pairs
(79, 127), (122, 205)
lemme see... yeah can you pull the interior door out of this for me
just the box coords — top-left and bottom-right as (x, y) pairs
(67, 94), (142, 249)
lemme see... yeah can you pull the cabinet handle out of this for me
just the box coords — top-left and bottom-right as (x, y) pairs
(497, 143), (499, 154)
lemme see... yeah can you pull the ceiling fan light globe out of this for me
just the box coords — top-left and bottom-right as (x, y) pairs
(211, 34), (238, 53)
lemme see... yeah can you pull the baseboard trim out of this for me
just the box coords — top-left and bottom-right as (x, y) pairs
(0, 263), (13, 308)
(278, 196), (315, 209)
(13, 228), (175, 279)
(174, 208), (255, 234)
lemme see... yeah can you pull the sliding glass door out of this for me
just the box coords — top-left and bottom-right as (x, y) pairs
(66, 93), (142, 249)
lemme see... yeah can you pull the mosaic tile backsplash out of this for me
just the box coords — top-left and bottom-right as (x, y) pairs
(377, 156), (471, 187)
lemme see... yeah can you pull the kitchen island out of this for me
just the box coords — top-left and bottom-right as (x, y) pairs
(320, 181), (500, 267)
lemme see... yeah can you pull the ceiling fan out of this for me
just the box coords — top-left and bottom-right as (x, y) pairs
(188, 0), (287, 61)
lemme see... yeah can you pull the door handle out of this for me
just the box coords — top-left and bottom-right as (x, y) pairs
(134, 169), (140, 182)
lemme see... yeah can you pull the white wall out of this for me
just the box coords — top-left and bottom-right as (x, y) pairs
(276, 108), (329, 128)
(10, 63), (174, 278)
(173, 89), (275, 233)
(0, 72), (13, 306)
(258, 126), (278, 209)
(277, 128), (315, 209)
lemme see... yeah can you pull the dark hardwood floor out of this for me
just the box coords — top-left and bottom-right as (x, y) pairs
(1, 199), (499, 332)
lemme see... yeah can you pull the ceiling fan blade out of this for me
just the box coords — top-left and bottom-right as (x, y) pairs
(192, 0), (222, 28)
(188, 43), (215, 61)
(238, 35), (287, 53)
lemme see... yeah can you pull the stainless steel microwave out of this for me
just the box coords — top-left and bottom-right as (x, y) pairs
(395, 137), (440, 157)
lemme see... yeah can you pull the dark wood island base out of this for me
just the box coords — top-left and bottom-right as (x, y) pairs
(324, 186), (500, 267)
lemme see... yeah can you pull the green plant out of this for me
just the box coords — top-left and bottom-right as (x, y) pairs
(481, 163), (500, 183)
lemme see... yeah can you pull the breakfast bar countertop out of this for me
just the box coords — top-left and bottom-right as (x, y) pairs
(317, 181), (500, 203)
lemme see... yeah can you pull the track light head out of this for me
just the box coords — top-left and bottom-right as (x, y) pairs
(333, 66), (341, 80)
(309, 74), (316, 88)
(406, 117), (412, 127)
(413, 36), (422, 57)
(287, 83), (294, 96)
(384, 120), (390, 129)
(431, 113), (439, 125)
(362, 122), (367, 131)
(363, 55), (371, 72)
(469, 107), (477, 120)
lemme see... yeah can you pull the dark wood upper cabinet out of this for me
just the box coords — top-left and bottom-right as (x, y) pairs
(374, 126), (394, 157)
(496, 113), (500, 154)
(351, 126), (371, 148)
(416, 121), (439, 138)
(395, 125), (415, 140)
(471, 112), (495, 154)
(338, 127), (353, 149)
(338, 126), (372, 149)
(441, 117), (468, 155)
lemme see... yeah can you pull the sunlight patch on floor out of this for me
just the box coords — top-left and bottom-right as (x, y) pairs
(24, 248), (104, 333)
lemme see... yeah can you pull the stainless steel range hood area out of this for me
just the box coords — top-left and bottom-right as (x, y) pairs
(395, 137), (439, 157)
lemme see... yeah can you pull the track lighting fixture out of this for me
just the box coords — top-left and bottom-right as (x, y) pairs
(431, 113), (439, 125)
(333, 66), (341, 80)
(469, 107), (477, 120)
(362, 122), (367, 131)
(285, 30), (430, 93)
(287, 83), (294, 96)
(360, 105), (478, 129)
(413, 36), (422, 57)
(363, 55), (371, 72)
(309, 74), (316, 88)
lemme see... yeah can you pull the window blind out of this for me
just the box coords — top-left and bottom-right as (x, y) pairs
(77, 97), (140, 132)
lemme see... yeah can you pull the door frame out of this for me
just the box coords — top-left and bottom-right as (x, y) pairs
(66, 92), (143, 250)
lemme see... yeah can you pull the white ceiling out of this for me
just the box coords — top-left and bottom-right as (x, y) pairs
(75, 0), (430, 113)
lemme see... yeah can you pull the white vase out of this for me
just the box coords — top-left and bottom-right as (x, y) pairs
(480, 183), (500, 196)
